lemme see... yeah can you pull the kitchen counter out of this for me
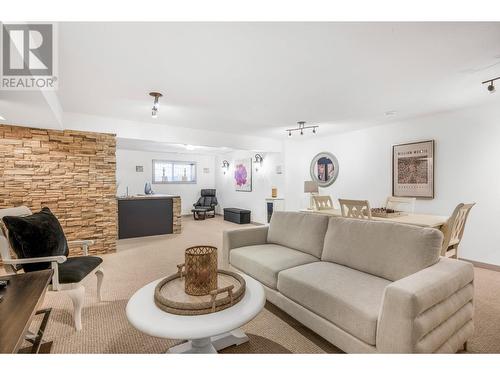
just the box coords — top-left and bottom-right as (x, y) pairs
(117, 195), (182, 239)
(116, 194), (180, 201)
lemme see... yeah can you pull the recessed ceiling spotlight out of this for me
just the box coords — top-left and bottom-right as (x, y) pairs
(149, 92), (163, 118)
(482, 77), (499, 94)
(185, 144), (195, 151)
(0, 115), (5, 121)
(384, 111), (397, 116)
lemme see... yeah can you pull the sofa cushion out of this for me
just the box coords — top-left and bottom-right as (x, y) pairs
(321, 217), (443, 281)
(277, 262), (391, 345)
(267, 211), (329, 258)
(230, 244), (318, 289)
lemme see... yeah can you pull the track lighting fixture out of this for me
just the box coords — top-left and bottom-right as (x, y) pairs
(149, 92), (163, 118)
(482, 77), (499, 94)
(286, 121), (318, 137)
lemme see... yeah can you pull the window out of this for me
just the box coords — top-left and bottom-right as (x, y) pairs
(152, 160), (197, 184)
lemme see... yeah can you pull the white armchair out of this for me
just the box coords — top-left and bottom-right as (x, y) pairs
(0, 206), (104, 331)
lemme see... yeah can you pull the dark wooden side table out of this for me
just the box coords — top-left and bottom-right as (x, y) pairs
(0, 270), (53, 354)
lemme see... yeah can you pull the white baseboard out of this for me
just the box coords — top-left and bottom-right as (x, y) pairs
(460, 258), (500, 272)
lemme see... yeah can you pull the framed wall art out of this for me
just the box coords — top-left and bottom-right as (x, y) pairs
(234, 158), (253, 192)
(309, 152), (339, 187)
(392, 140), (434, 198)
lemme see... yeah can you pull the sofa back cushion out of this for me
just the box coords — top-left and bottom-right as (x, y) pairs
(267, 211), (329, 258)
(321, 217), (443, 281)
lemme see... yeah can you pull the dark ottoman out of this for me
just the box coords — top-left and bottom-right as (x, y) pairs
(223, 208), (251, 224)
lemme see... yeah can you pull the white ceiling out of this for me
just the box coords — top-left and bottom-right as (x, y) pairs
(116, 138), (234, 154)
(2, 22), (500, 142)
(0, 90), (61, 129)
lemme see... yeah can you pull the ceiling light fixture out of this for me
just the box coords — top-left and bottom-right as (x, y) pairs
(286, 121), (318, 137)
(482, 77), (499, 94)
(0, 115), (5, 121)
(149, 92), (163, 118)
(185, 144), (196, 151)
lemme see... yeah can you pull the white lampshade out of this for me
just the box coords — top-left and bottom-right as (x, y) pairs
(304, 180), (319, 193)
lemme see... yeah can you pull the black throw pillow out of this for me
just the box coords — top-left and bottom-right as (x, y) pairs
(2, 207), (69, 272)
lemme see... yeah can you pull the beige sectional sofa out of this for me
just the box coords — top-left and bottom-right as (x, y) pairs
(222, 211), (474, 353)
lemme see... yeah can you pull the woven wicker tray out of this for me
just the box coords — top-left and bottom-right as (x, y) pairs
(371, 209), (408, 218)
(154, 270), (246, 315)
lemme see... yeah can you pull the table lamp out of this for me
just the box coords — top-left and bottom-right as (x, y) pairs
(304, 181), (319, 210)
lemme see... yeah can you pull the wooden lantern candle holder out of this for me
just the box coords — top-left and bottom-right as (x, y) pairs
(154, 245), (247, 315)
(183, 246), (218, 296)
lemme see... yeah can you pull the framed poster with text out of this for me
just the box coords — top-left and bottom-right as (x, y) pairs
(392, 140), (434, 198)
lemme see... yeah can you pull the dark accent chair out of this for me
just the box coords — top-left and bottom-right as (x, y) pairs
(193, 189), (218, 219)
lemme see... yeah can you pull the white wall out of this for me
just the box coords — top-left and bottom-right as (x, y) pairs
(215, 151), (285, 224)
(116, 149), (216, 214)
(284, 102), (500, 266)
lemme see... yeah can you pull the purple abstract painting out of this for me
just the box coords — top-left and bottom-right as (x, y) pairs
(234, 159), (252, 191)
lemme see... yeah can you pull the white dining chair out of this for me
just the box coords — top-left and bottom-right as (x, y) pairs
(441, 203), (475, 259)
(385, 196), (416, 213)
(312, 195), (334, 210)
(338, 199), (372, 220)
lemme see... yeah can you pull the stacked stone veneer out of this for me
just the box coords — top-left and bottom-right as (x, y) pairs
(172, 197), (181, 234)
(0, 124), (117, 257)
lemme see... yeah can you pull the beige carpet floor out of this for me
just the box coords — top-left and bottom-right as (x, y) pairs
(27, 216), (500, 353)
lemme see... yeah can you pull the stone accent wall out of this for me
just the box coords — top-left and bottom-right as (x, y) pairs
(172, 197), (182, 234)
(0, 124), (117, 257)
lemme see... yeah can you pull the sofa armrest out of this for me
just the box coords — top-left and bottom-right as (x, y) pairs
(377, 257), (474, 353)
(222, 226), (269, 269)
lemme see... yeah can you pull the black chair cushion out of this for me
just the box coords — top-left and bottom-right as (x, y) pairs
(2, 207), (69, 273)
(194, 189), (218, 208)
(194, 206), (215, 211)
(201, 189), (216, 197)
(57, 256), (103, 284)
(203, 197), (217, 206)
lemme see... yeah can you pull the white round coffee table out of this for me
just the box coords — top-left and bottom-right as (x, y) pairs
(126, 273), (265, 353)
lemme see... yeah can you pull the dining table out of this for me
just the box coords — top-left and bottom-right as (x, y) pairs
(299, 208), (449, 230)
